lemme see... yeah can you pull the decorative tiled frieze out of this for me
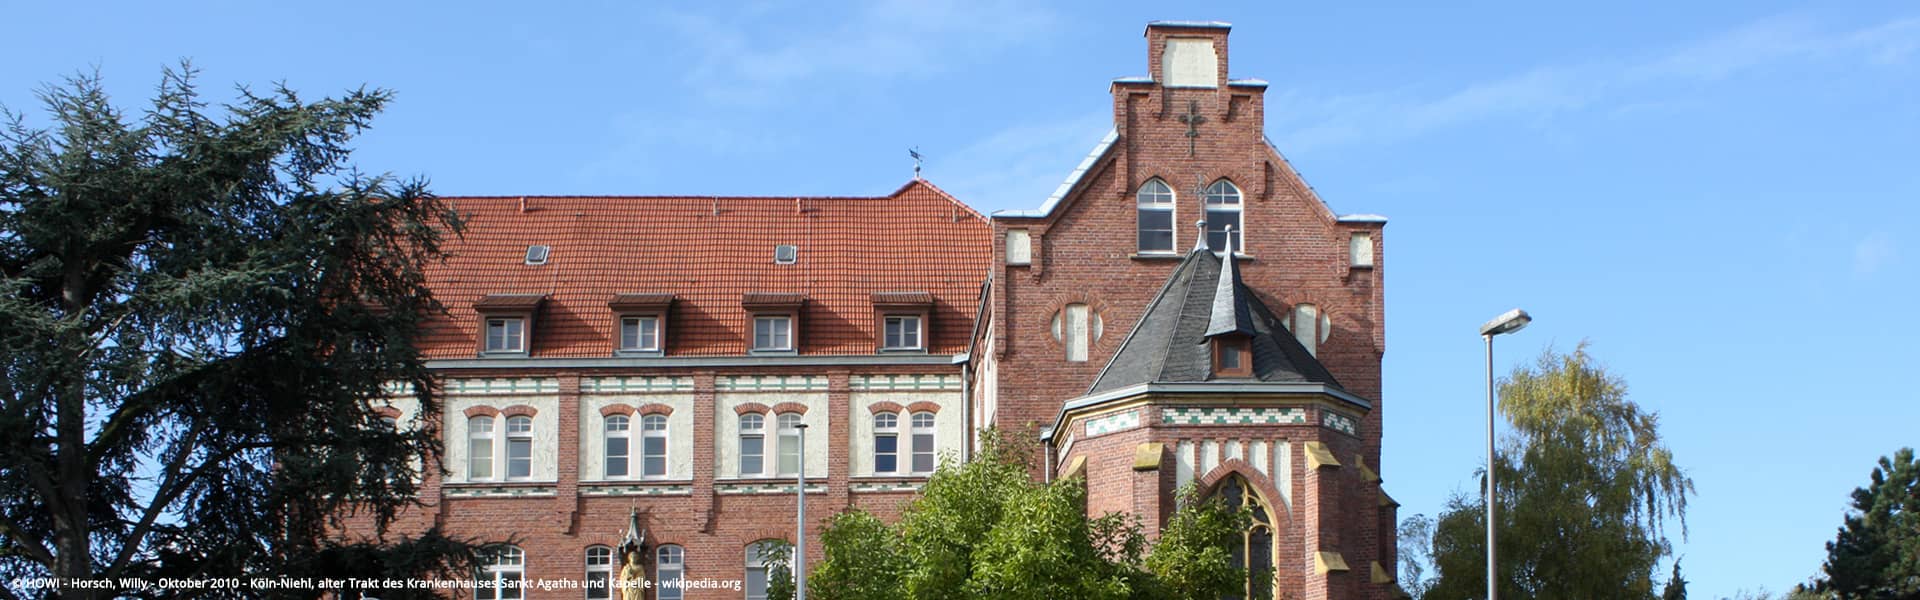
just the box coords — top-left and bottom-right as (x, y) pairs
(582, 376), (693, 393)
(849, 374), (961, 391)
(1162, 407), (1308, 426)
(443, 485), (558, 498)
(446, 377), (559, 395)
(1084, 409), (1141, 438)
(381, 381), (416, 396)
(716, 375), (828, 392)
(849, 481), (925, 493)
(715, 483), (829, 495)
(1322, 411), (1358, 436)
(580, 483), (693, 497)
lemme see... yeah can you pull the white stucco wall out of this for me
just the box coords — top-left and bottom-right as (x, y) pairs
(1163, 38), (1218, 88)
(442, 394), (560, 483)
(373, 394), (422, 430)
(848, 391), (965, 477)
(580, 394), (695, 482)
(715, 392), (828, 480)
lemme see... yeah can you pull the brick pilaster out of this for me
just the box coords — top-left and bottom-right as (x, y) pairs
(692, 371), (717, 532)
(554, 372), (581, 532)
(826, 370), (851, 510)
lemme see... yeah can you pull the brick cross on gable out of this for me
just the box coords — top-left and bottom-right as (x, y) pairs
(1177, 100), (1207, 157)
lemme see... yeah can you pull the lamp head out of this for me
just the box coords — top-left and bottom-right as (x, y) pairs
(1479, 309), (1532, 337)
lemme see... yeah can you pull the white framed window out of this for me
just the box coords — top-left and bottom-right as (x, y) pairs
(641, 414), (668, 478)
(883, 316), (922, 350)
(584, 546), (613, 600)
(874, 413), (899, 474)
(468, 416), (495, 480)
(1281, 303), (1333, 356)
(505, 416), (533, 480)
(739, 414), (765, 476)
(1137, 178), (1176, 252)
(745, 541), (785, 600)
(1204, 179), (1243, 252)
(656, 544), (685, 600)
(911, 412), (936, 474)
(776, 413), (803, 476)
(753, 316), (792, 351)
(475, 545), (525, 600)
(619, 316), (660, 352)
(604, 415), (630, 479)
(484, 317), (525, 353)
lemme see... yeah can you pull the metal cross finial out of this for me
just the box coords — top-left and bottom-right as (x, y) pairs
(1177, 100), (1207, 156)
(909, 147), (923, 179)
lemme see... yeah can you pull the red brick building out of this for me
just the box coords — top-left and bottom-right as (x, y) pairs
(373, 20), (1394, 600)
(966, 21), (1397, 600)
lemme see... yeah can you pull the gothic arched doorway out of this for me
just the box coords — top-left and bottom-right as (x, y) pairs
(1211, 474), (1276, 600)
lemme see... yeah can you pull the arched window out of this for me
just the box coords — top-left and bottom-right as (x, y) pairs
(745, 540), (787, 600)
(1204, 179), (1243, 252)
(1280, 303), (1332, 356)
(910, 412), (937, 473)
(468, 416), (495, 480)
(1210, 475), (1275, 600)
(776, 413), (804, 476)
(641, 414), (669, 478)
(655, 544), (685, 600)
(505, 415), (534, 480)
(874, 413), (900, 473)
(739, 414), (765, 476)
(604, 415), (630, 478)
(474, 544), (525, 600)
(1137, 178), (1176, 252)
(584, 545), (614, 600)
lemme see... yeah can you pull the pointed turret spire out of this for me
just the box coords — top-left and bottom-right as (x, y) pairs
(1205, 225), (1255, 338)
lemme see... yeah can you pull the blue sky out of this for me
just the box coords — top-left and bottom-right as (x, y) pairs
(5, 1), (1915, 596)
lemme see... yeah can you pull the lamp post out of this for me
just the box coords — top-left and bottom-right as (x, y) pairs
(1478, 308), (1531, 600)
(793, 422), (808, 600)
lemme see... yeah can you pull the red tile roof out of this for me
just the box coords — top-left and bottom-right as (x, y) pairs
(418, 179), (992, 358)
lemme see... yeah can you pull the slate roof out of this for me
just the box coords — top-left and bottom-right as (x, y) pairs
(416, 179), (990, 358)
(1086, 248), (1342, 394)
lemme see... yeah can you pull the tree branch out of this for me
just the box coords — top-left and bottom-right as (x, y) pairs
(105, 435), (280, 579)
(0, 511), (56, 567)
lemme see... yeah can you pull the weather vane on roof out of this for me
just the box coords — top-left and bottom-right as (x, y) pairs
(910, 147), (924, 179)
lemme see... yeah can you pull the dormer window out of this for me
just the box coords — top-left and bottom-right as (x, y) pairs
(753, 316), (792, 351)
(743, 292), (806, 354)
(609, 293), (674, 356)
(871, 291), (933, 354)
(473, 294), (545, 357)
(1212, 335), (1252, 378)
(1205, 180), (1243, 252)
(485, 318), (525, 353)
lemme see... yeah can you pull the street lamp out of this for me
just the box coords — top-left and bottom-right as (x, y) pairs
(1478, 308), (1530, 600)
(793, 422), (809, 600)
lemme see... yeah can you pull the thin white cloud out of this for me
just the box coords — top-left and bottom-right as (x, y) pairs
(1853, 231), (1897, 276)
(1272, 14), (1920, 152)
(933, 111), (1113, 214)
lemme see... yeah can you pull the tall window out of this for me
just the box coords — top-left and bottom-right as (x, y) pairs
(468, 416), (495, 480)
(776, 413), (803, 476)
(656, 545), (685, 600)
(1211, 475), (1275, 600)
(619, 316), (660, 352)
(883, 315), (922, 350)
(604, 415), (630, 478)
(739, 414), (765, 476)
(1137, 178), (1175, 252)
(505, 416), (533, 480)
(1204, 179), (1243, 252)
(641, 414), (668, 478)
(873, 413), (899, 474)
(753, 316), (792, 351)
(1052, 303), (1098, 362)
(484, 317), (525, 353)
(745, 541), (785, 600)
(1281, 303), (1331, 356)
(475, 545), (525, 600)
(584, 546), (613, 600)
(911, 412), (936, 474)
